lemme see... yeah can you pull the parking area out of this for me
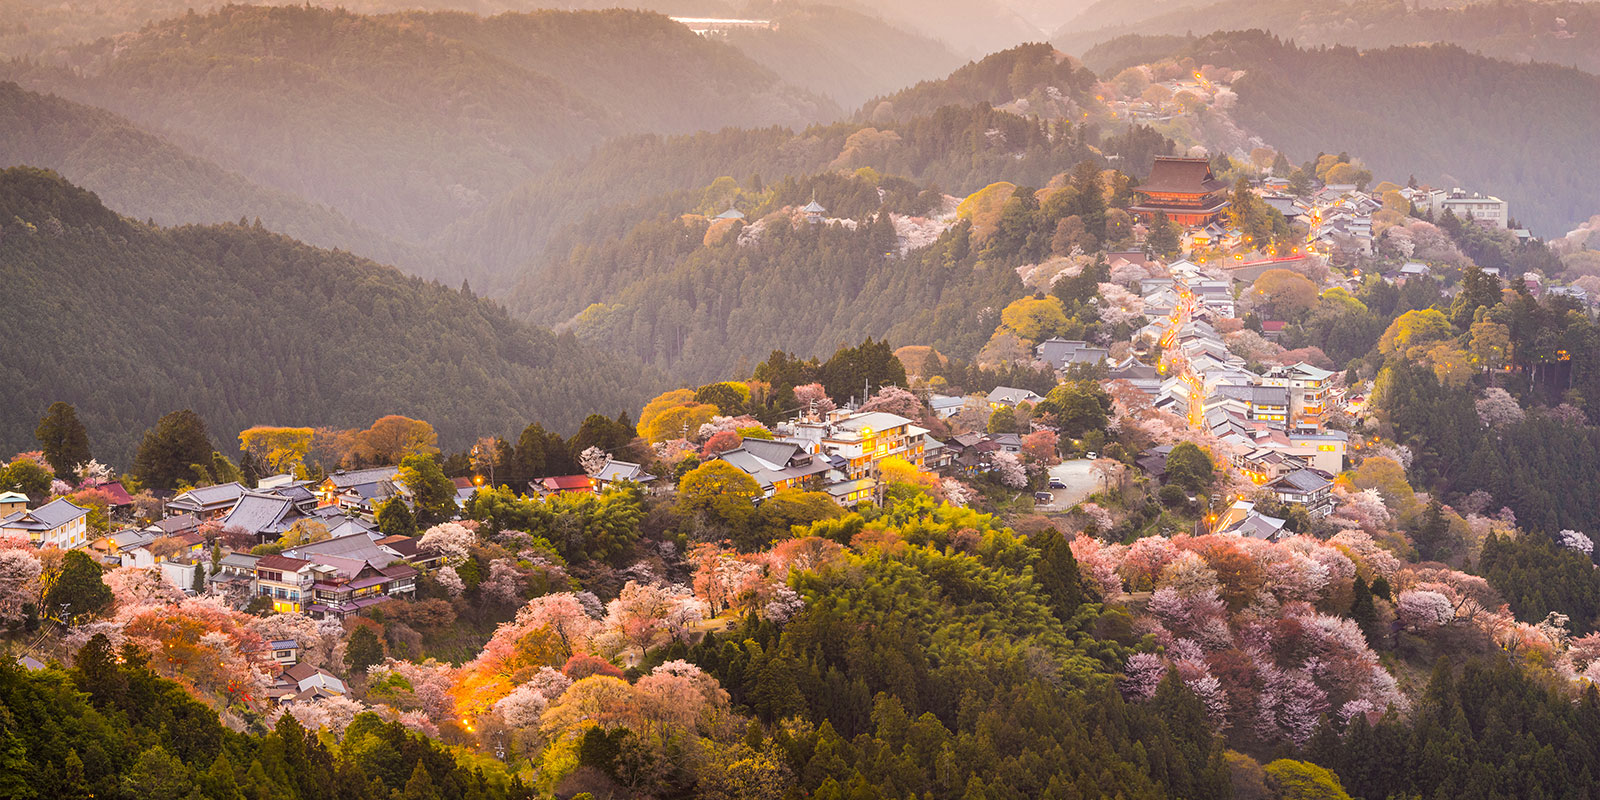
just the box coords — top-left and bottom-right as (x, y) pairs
(1035, 459), (1099, 511)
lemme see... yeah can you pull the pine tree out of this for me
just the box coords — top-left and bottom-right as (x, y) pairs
(35, 401), (91, 481)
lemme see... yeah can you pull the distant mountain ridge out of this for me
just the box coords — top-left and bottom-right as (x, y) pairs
(1110, 30), (1600, 235)
(0, 80), (448, 277)
(0, 167), (657, 465)
(1057, 0), (1600, 75)
(0, 6), (835, 267)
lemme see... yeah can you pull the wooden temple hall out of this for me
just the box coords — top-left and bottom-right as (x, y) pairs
(1131, 156), (1231, 226)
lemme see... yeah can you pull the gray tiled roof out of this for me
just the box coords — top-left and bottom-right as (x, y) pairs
(0, 498), (88, 530)
(220, 492), (300, 535)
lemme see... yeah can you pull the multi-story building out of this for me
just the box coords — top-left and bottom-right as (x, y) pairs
(1264, 362), (1337, 432)
(817, 411), (927, 481)
(255, 554), (316, 614)
(1265, 468), (1336, 519)
(0, 498), (91, 549)
(1130, 157), (1231, 226)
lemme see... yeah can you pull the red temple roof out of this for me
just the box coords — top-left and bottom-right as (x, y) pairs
(1138, 157), (1228, 195)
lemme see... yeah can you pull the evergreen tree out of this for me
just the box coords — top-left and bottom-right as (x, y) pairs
(376, 496), (417, 536)
(1032, 528), (1086, 620)
(1350, 576), (1377, 639)
(35, 401), (91, 481)
(132, 409), (213, 490)
(1145, 211), (1181, 259)
(398, 454), (455, 526)
(346, 625), (385, 675)
(45, 550), (112, 620)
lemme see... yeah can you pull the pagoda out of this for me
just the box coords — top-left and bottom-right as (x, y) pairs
(1131, 157), (1230, 227)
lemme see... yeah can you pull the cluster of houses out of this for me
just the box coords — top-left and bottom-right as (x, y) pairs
(0, 466), (449, 621)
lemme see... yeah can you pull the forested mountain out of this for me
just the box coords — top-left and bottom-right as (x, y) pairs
(1094, 31), (1600, 236)
(722, 5), (964, 110)
(0, 167), (656, 466)
(1058, 0), (1600, 75)
(859, 43), (1102, 122)
(439, 99), (1105, 294)
(0, 6), (832, 254)
(0, 81), (446, 277)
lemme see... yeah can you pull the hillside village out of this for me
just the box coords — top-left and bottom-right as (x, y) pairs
(3, 152), (1556, 619)
(6, 131), (1600, 798)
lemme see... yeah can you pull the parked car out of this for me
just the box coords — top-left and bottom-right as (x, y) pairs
(1085, 451), (1098, 459)
(1048, 479), (1066, 489)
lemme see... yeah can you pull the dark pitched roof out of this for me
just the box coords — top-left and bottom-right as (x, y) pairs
(1267, 468), (1333, 494)
(1137, 157), (1228, 195)
(256, 554), (312, 571)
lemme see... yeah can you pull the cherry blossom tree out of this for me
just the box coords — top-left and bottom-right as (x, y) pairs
(792, 383), (835, 416)
(991, 451), (1026, 488)
(1020, 431), (1060, 466)
(940, 479), (977, 508)
(104, 565), (184, 610)
(1476, 387), (1525, 429)
(0, 548), (43, 624)
(579, 446), (609, 476)
(859, 386), (924, 418)
(1119, 652), (1165, 701)
(1396, 589), (1454, 631)
(418, 522), (475, 566)
(434, 566), (465, 598)
(281, 695), (365, 735)
(1560, 529), (1594, 556)
(479, 559), (527, 606)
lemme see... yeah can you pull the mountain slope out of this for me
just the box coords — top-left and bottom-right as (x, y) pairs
(437, 99), (1104, 294)
(1089, 31), (1600, 235)
(0, 167), (656, 465)
(0, 81), (449, 278)
(860, 42), (1102, 122)
(0, 6), (833, 252)
(1058, 0), (1600, 74)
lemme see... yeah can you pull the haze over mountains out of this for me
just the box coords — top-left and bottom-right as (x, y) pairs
(0, 167), (652, 463)
(6, 1), (1600, 451)
(1054, 0), (1600, 74)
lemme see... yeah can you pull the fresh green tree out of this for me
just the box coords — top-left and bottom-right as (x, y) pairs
(1, 457), (53, 500)
(677, 460), (761, 533)
(376, 496), (417, 536)
(35, 401), (91, 481)
(399, 454), (455, 527)
(1164, 442), (1214, 493)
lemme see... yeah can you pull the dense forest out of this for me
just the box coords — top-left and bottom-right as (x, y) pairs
(0, 81), (447, 278)
(0, 167), (656, 465)
(441, 49), (1113, 294)
(0, 6), (831, 251)
(858, 42), (1101, 122)
(0, 644), (532, 800)
(1098, 30), (1600, 236)
(510, 153), (1140, 381)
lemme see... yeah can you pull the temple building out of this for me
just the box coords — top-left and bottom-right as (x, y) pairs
(1131, 157), (1230, 226)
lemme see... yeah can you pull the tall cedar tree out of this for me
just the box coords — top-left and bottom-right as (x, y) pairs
(35, 401), (91, 481)
(132, 409), (213, 490)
